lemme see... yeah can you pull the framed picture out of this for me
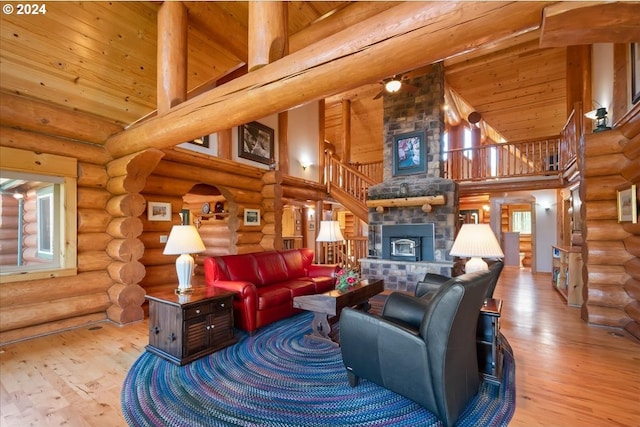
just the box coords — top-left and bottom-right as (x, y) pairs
(460, 209), (479, 224)
(632, 43), (640, 105)
(188, 135), (209, 148)
(617, 184), (637, 223)
(392, 130), (426, 176)
(244, 208), (261, 226)
(179, 209), (190, 225)
(238, 121), (274, 165)
(147, 202), (172, 221)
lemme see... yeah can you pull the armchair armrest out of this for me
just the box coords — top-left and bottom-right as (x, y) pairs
(308, 263), (339, 278)
(382, 292), (429, 330)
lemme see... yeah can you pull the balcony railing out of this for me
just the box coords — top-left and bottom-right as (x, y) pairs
(317, 237), (368, 269)
(443, 105), (580, 181)
(443, 136), (563, 181)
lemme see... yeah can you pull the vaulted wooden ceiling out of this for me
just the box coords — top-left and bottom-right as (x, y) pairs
(1, 1), (638, 149)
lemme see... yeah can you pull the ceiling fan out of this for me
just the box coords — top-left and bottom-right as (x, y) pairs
(373, 74), (418, 99)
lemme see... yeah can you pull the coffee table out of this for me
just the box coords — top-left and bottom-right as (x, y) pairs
(293, 279), (384, 345)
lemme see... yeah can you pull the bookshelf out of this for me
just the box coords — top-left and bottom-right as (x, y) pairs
(551, 245), (584, 307)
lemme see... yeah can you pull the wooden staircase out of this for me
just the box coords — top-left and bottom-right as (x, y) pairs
(323, 151), (377, 223)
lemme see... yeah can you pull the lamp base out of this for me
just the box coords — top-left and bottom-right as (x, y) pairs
(175, 287), (194, 295)
(465, 256), (488, 273)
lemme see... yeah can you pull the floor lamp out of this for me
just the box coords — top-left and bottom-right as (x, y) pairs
(449, 224), (504, 273)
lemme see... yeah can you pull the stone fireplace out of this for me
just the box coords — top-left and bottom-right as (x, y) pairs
(360, 63), (458, 293)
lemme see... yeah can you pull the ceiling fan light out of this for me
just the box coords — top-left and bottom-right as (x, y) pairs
(385, 79), (402, 93)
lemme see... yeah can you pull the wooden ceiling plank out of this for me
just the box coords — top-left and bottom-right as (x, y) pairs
(0, 63), (152, 126)
(185, 1), (248, 63)
(289, 1), (380, 52)
(0, 42), (157, 107)
(287, 1), (350, 35)
(1, 12), (157, 88)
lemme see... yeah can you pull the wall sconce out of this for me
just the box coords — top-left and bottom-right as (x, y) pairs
(300, 160), (312, 170)
(586, 107), (612, 133)
(593, 107), (612, 132)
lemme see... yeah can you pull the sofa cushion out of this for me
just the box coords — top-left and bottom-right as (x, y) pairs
(280, 249), (307, 278)
(254, 251), (289, 285)
(256, 285), (291, 310)
(220, 254), (263, 285)
(281, 279), (316, 297)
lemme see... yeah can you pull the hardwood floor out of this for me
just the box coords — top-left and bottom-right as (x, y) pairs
(1, 266), (639, 426)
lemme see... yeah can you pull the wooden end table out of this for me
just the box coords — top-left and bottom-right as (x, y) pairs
(293, 279), (384, 345)
(477, 298), (503, 384)
(146, 286), (237, 365)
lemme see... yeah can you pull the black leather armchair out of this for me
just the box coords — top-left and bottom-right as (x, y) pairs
(415, 260), (503, 300)
(339, 270), (493, 427)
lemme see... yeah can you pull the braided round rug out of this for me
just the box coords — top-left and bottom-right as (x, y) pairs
(122, 312), (515, 427)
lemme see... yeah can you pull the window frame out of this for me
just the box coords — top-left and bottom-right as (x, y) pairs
(0, 147), (77, 283)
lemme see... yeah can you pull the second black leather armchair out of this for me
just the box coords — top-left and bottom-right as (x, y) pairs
(339, 269), (493, 427)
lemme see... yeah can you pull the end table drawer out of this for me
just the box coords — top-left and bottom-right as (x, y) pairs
(185, 304), (212, 319)
(213, 296), (232, 312)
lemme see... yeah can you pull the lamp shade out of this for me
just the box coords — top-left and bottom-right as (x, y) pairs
(163, 225), (206, 255)
(316, 220), (344, 242)
(450, 224), (503, 273)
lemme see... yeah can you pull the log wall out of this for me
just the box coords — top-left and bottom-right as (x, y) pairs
(139, 154), (266, 292)
(0, 150), (114, 344)
(0, 94), (126, 344)
(580, 106), (640, 340)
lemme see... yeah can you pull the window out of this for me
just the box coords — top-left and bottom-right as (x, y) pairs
(511, 210), (532, 234)
(0, 147), (77, 282)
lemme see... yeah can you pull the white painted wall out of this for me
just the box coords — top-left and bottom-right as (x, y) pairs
(490, 188), (557, 273)
(591, 43), (614, 125)
(288, 102), (320, 180)
(177, 102), (320, 178)
(531, 189), (557, 273)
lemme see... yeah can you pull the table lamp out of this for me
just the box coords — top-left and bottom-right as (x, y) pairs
(316, 220), (345, 243)
(163, 225), (206, 294)
(316, 220), (344, 264)
(449, 224), (504, 273)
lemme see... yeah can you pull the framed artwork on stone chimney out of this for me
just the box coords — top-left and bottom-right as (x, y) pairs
(392, 130), (426, 176)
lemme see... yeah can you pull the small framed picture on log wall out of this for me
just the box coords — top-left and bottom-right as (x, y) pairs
(632, 43), (640, 105)
(392, 130), (426, 176)
(238, 121), (274, 165)
(244, 208), (261, 226)
(188, 135), (209, 148)
(617, 184), (637, 223)
(148, 202), (172, 221)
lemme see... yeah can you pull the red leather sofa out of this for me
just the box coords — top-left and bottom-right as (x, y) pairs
(203, 248), (338, 333)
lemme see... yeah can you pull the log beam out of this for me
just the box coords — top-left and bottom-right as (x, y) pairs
(248, 1), (287, 71)
(106, 2), (545, 157)
(0, 92), (123, 145)
(157, 1), (188, 114)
